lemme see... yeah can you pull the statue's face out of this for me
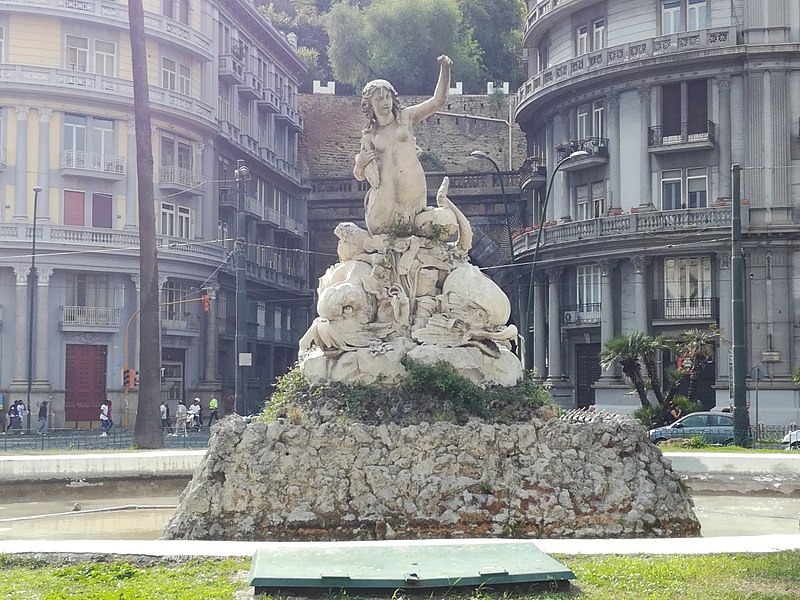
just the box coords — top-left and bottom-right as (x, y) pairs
(370, 87), (393, 117)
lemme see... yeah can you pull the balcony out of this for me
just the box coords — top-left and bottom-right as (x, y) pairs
(248, 324), (302, 345)
(519, 158), (547, 192)
(244, 195), (263, 219)
(648, 121), (717, 153)
(513, 205), (742, 256)
(218, 54), (244, 85)
(60, 150), (125, 178)
(257, 87), (280, 113)
(159, 166), (205, 193)
(219, 188), (236, 210)
(516, 27), (738, 117)
(275, 101), (304, 132)
(562, 303), (601, 325)
(162, 315), (200, 336)
(239, 71), (262, 101)
(60, 306), (121, 332)
(652, 297), (719, 322)
(0, 0), (212, 60)
(281, 214), (306, 237)
(556, 137), (609, 171)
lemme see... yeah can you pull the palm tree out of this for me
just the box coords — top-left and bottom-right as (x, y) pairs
(641, 335), (671, 407)
(676, 326), (719, 405)
(600, 332), (652, 408)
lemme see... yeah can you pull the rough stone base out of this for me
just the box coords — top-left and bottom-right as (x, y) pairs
(163, 414), (700, 541)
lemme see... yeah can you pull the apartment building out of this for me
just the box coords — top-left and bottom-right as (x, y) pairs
(514, 0), (800, 424)
(0, 0), (309, 426)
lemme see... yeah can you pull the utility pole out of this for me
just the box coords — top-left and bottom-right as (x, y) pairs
(234, 160), (250, 416)
(731, 164), (749, 446)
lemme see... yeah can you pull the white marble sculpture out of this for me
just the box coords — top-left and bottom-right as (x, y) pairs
(299, 56), (523, 387)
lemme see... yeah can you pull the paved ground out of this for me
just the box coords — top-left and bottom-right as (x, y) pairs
(1, 535), (799, 557)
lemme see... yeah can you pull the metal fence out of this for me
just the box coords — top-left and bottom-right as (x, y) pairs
(0, 427), (211, 452)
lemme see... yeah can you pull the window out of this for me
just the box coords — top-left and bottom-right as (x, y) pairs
(160, 134), (193, 170)
(163, 0), (189, 24)
(661, 168), (707, 210)
(577, 107), (588, 140)
(576, 182), (605, 220)
(94, 40), (116, 76)
(664, 256), (711, 302)
(576, 265), (601, 316)
(161, 281), (189, 320)
(92, 117), (113, 158)
(162, 57), (177, 91)
(576, 26), (588, 55)
(592, 20), (605, 50)
(661, 0), (682, 34)
(0, 27), (5, 61)
(92, 193), (113, 228)
(687, 0), (706, 31)
(62, 114), (117, 170)
(592, 100), (604, 138)
(64, 190), (85, 226)
(161, 203), (192, 238)
(66, 273), (110, 307)
(178, 63), (191, 95)
(66, 35), (88, 71)
(64, 114), (87, 155)
(662, 0), (706, 34)
(661, 170), (682, 210)
(687, 168), (707, 208)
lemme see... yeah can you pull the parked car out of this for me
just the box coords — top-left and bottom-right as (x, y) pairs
(782, 430), (800, 451)
(649, 411), (736, 445)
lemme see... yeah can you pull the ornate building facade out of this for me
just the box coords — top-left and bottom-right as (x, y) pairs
(515, 0), (800, 424)
(0, 0), (309, 426)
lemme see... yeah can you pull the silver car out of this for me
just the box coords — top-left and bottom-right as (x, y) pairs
(649, 411), (736, 445)
(781, 430), (800, 451)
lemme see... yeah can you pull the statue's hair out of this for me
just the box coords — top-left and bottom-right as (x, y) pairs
(361, 79), (402, 132)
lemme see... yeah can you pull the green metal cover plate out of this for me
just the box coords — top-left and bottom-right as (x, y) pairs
(249, 540), (575, 589)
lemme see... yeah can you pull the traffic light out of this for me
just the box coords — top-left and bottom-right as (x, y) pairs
(202, 293), (210, 313)
(123, 369), (131, 389)
(132, 370), (139, 390)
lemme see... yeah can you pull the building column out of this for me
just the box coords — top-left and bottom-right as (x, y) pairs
(35, 267), (53, 384)
(546, 267), (563, 382)
(598, 259), (617, 380)
(542, 118), (555, 225)
(716, 252), (732, 386)
(14, 107), (30, 220)
(638, 87), (653, 209)
(608, 92), (621, 211)
(554, 112), (570, 222)
(201, 139), (217, 239)
(37, 109), (52, 221)
(125, 121), (138, 229)
(532, 273), (547, 380)
(203, 282), (220, 385)
(631, 256), (650, 334)
(13, 266), (30, 382)
(717, 76), (732, 200)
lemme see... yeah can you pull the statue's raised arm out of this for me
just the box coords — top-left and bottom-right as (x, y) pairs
(353, 55), (453, 236)
(404, 55), (452, 125)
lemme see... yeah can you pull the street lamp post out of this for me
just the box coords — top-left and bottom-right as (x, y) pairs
(234, 160), (251, 416)
(523, 151), (588, 372)
(26, 186), (42, 431)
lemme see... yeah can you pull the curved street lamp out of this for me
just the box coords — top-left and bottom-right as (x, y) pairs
(522, 150), (588, 372)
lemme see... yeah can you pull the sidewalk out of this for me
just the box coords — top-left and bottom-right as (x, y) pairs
(1, 535), (799, 558)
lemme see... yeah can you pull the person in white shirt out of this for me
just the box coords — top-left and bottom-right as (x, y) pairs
(99, 400), (113, 436)
(189, 398), (202, 431)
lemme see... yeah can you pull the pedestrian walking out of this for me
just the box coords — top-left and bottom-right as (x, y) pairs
(172, 400), (188, 437)
(207, 395), (219, 428)
(16, 400), (26, 433)
(37, 399), (48, 434)
(6, 401), (18, 433)
(99, 399), (113, 436)
(160, 400), (171, 433)
(189, 398), (202, 430)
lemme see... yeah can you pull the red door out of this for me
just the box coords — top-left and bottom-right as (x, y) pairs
(64, 191), (85, 226)
(65, 344), (107, 422)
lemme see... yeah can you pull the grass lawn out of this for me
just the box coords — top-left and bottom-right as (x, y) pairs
(1, 552), (799, 599)
(663, 445), (796, 454)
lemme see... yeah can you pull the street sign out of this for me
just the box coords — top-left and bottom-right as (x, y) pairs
(238, 352), (252, 367)
(750, 366), (763, 382)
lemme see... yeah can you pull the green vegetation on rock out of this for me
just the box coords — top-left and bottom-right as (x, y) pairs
(259, 360), (552, 426)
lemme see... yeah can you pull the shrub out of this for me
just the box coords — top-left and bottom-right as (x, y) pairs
(685, 435), (709, 449)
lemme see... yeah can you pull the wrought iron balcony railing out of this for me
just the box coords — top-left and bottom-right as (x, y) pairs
(61, 306), (121, 327)
(648, 121), (717, 147)
(61, 150), (125, 175)
(159, 166), (205, 191)
(562, 303), (601, 324)
(652, 297), (719, 320)
(556, 137), (609, 163)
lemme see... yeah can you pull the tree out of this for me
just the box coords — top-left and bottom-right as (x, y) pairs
(128, 0), (164, 448)
(675, 326), (719, 405)
(640, 335), (670, 407)
(600, 332), (652, 408)
(326, 0), (484, 94)
(457, 0), (526, 87)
